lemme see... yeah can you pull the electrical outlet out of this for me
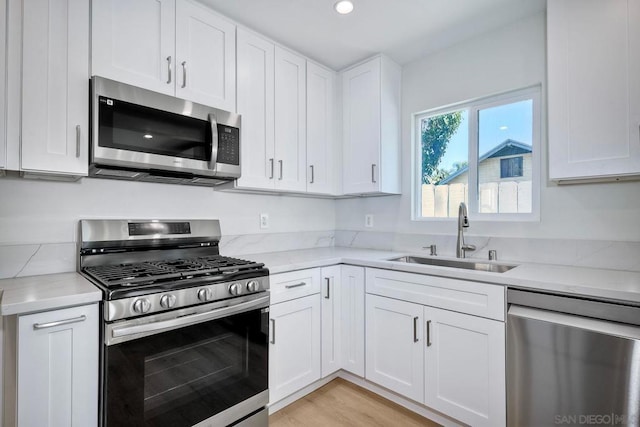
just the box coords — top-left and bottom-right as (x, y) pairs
(260, 213), (269, 229)
(365, 214), (374, 228)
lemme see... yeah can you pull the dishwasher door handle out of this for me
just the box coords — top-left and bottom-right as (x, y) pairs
(508, 305), (640, 340)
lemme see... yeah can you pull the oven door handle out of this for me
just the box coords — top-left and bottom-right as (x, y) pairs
(110, 294), (269, 342)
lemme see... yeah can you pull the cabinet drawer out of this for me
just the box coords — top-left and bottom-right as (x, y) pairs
(270, 268), (321, 304)
(365, 268), (505, 321)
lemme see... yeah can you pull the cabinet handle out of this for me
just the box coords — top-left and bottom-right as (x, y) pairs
(413, 316), (419, 342)
(426, 320), (432, 347)
(181, 61), (187, 88)
(75, 125), (81, 158)
(33, 315), (86, 330)
(166, 56), (172, 84)
(270, 319), (276, 344)
(278, 160), (283, 180)
(310, 165), (315, 184)
(285, 282), (306, 289)
(371, 164), (377, 183)
(324, 277), (330, 299)
(269, 158), (274, 179)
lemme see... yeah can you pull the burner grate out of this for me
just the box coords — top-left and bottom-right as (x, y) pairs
(84, 256), (264, 287)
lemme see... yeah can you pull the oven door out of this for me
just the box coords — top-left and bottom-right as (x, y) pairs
(102, 294), (269, 427)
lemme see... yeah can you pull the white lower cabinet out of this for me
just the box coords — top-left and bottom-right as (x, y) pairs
(424, 306), (506, 427)
(339, 265), (365, 377)
(365, 294), (424, 403)
(17, 304), (99, 427)
(269, 269), (321, 404)
(320, 266), (341, 377)
(365, 267), (506, 427)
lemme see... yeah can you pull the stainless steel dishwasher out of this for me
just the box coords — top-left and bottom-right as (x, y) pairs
(507, 289), (640, 427)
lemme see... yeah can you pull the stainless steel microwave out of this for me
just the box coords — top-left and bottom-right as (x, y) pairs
(90, 76), (240, 186)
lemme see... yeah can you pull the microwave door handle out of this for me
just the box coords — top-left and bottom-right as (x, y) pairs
(209, 113), (219, 171)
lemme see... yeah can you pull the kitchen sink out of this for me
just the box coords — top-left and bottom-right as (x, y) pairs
(388, 256), (517, 273)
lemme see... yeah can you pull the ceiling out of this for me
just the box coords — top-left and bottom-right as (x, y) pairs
(200, 0), (546, 70)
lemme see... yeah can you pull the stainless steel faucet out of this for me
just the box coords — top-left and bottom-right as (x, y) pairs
(456, 202), (476, 258)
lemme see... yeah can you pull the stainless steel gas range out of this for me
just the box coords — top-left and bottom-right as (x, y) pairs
(78, 219), (269, 427)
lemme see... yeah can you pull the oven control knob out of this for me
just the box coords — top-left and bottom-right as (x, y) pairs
(160, 294), (177, 309)
(132, 298), (151, 314)
(197, 288), (213, 302)
(229, 283), (244, 296)
(247, 280), (260, 293)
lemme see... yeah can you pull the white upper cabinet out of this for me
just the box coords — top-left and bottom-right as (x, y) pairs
(234, 32), (309, 193)
(92, 0), (236, 110)
(274, 47), (307, 192)
(175, 0), (236, 111)
(21, 0), (89, 177)
(92, 0), (175, 95)
(548, 0), (640, 181)
(342, 55), (401, 195)
(235, 28), (275, 190)
(306, 62), (337, 194)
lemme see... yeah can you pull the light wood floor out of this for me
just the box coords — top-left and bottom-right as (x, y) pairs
(269, 379), (441, 427)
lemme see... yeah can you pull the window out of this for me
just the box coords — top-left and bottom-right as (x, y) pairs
(500, 157), (523, 179)
(413, 87), (540, 220)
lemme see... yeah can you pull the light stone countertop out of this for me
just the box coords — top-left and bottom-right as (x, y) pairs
(240, 247), (640, 304)
(2, 246), (640, 316)
(0, 272), (102, 315)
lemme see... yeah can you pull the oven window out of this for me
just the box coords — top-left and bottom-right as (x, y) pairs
(104, 308), (268, 427)
(98, 96), (211, 161)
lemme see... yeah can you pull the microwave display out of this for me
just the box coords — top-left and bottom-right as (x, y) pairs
(98, 96), (211, 161)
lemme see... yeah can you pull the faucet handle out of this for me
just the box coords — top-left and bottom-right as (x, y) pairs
(462, 244), (476, 252)
(421, 244), (437, 256)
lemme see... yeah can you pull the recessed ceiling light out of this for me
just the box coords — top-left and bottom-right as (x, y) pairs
(335, 0), (354, 15)
(143, 134), (153, 139)
(499, 126), (508, 131)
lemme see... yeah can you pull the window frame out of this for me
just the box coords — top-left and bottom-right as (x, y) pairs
(411, 86), (541, 222)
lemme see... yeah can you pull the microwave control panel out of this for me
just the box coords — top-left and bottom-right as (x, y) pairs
(216, 125), (239, 165)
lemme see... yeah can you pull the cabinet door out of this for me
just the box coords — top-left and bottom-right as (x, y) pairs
(342, 58), (381, 194)
(365, 294), (424, 402)
(274, 47), (306, 192)
(17, 304), (98, 427)
(235, 28), (275, 190)
(424, 306), (506, 427)
(269, 294), (321, 404)
(21, 0), (89, 176)
(321, 265), (341, 377)
(340, 265), (365, 377)
(175, 0), (235, 111)
(92, 0), (175, 95)
(548, 0), (640, 180)
(306, 62), (336, 194)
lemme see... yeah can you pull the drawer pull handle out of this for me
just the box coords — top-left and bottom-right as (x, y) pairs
(426, 320), (432, 347)
(324, 277), (330, 299)
(413, 316), (419, 342)
(270, 319), (276, 344)
(285, 282), (306, 289)
(33, 315), (87, 330)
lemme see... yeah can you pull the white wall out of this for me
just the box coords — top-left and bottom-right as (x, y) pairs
(335, 12), (640, 242)
(0, 176), (335, 245)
